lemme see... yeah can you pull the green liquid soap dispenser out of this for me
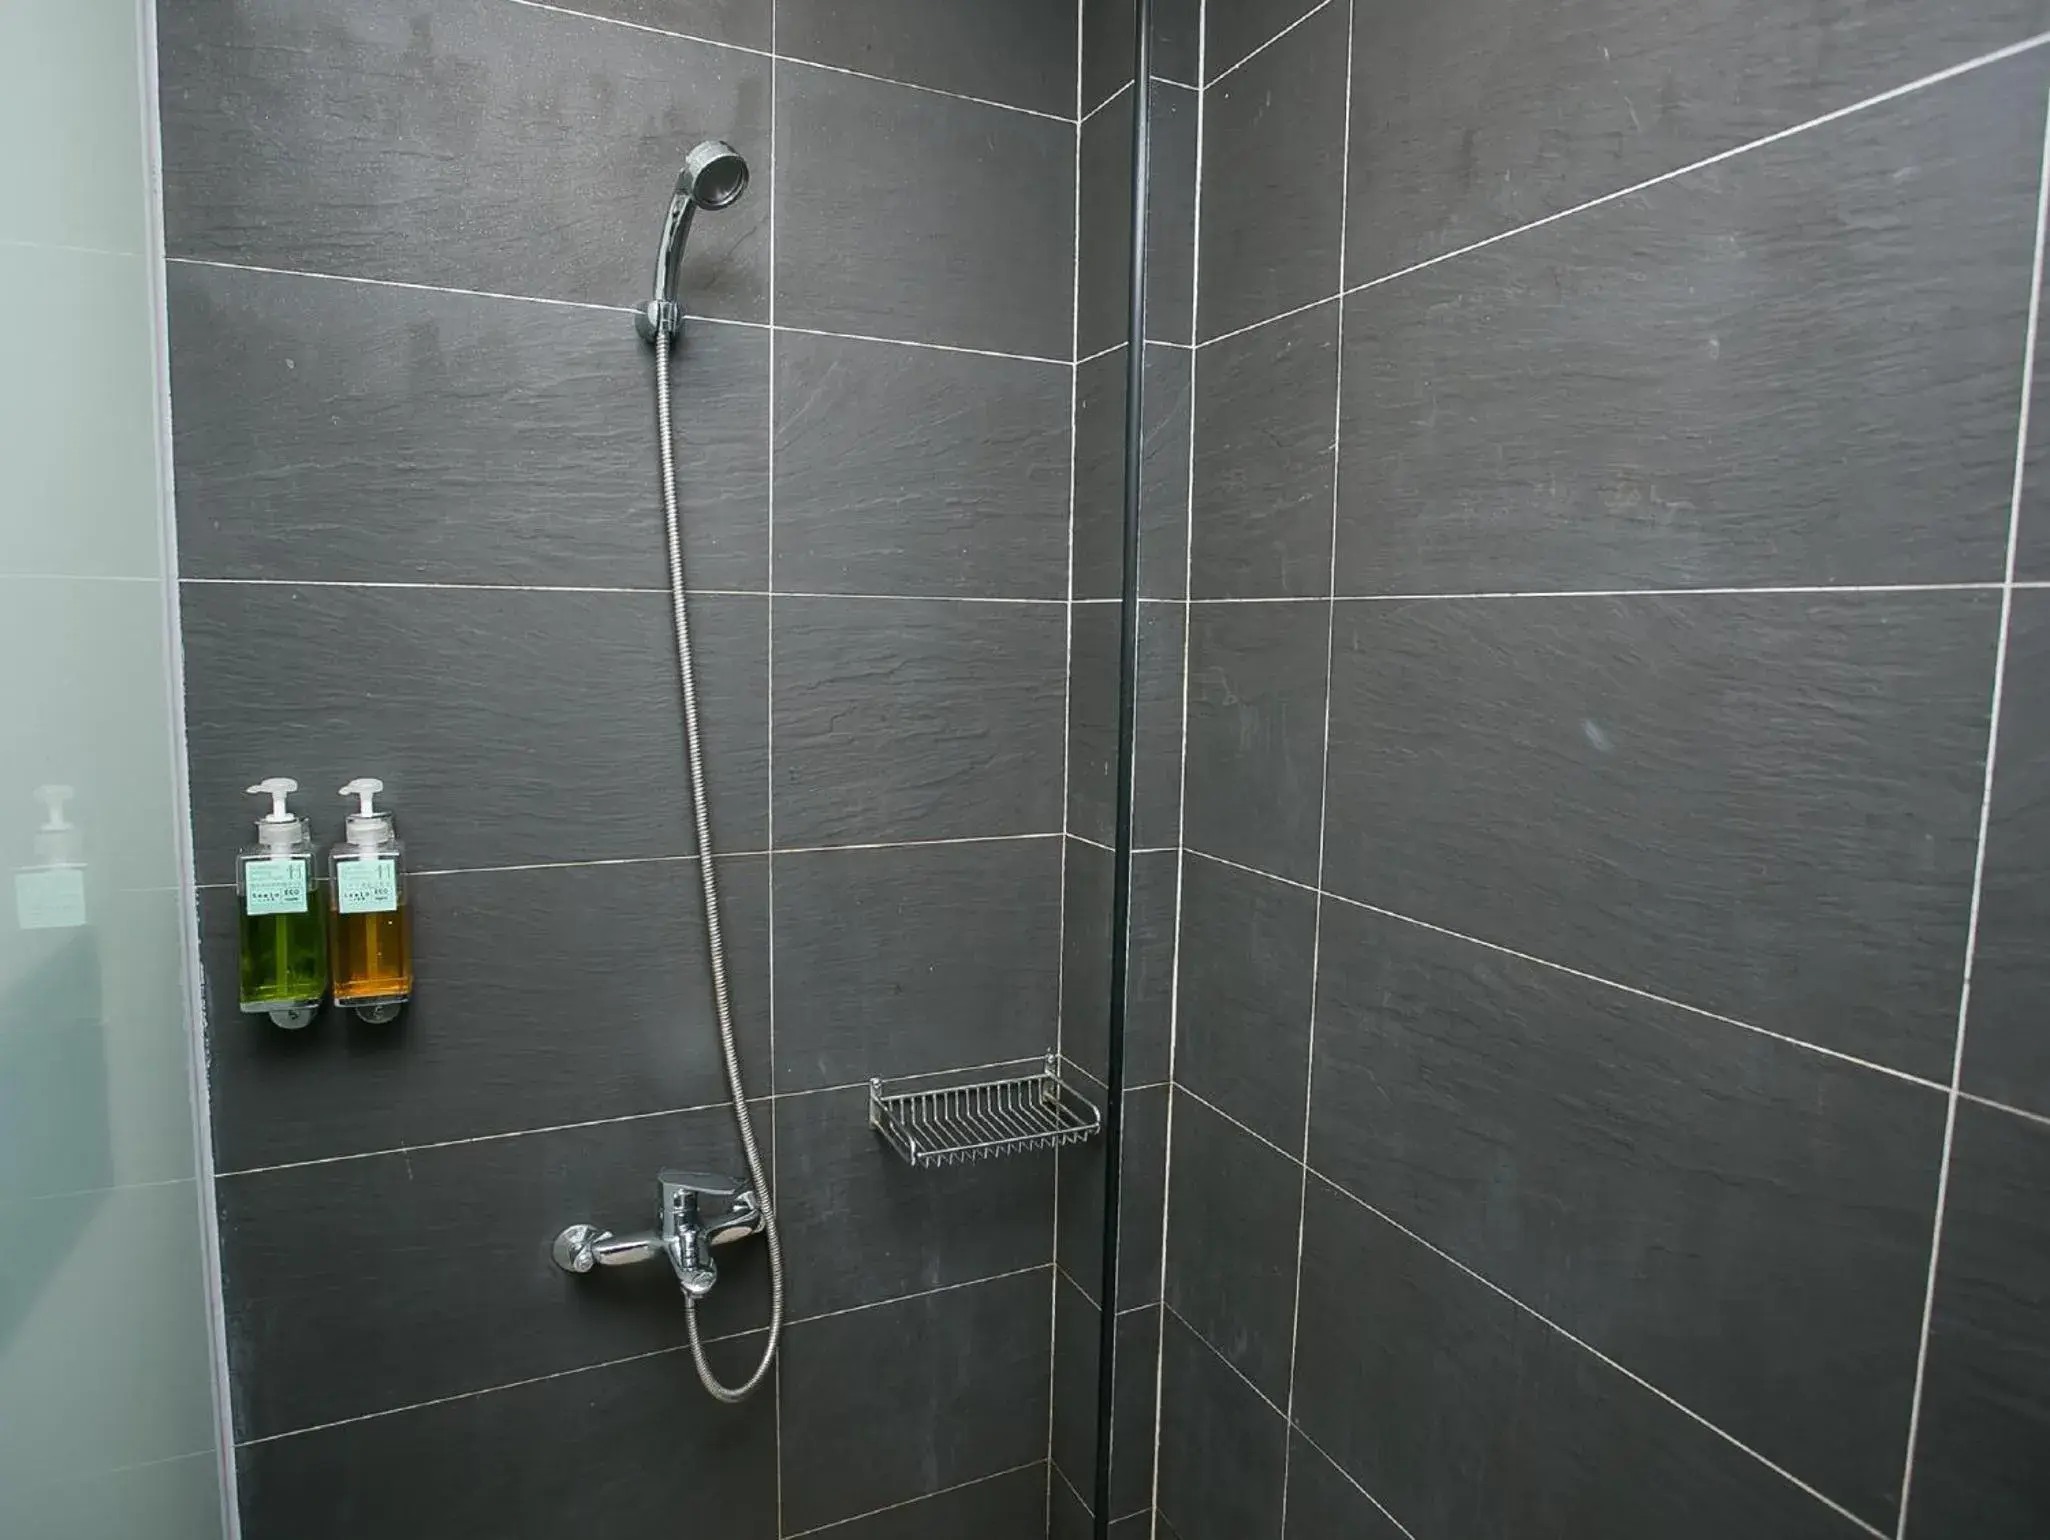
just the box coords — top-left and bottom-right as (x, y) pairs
(327, 778), (412, 1025)
(237, 778), (327, 1029)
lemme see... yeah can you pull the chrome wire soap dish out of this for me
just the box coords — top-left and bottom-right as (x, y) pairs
(870, 1053), (1102, 1168)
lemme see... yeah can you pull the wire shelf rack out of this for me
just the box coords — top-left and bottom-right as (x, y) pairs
(870, 1053), (1102, 1169)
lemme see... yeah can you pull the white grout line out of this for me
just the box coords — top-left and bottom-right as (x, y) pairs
(1079, 337), (1128, 367)
(1181, 846), (1954, 1096)
(507, 0), (1074, 123)
(773, 320), (1070, 366)
(183, 576), (1069, 603)
(1308, 1172), (1893, 1540)
(1893, 74), (2050, 1540)
(785, 1459), (1050, 1538)
(1206, 0), (1335, 89)
(1193, 29), (2050, 352)
(778, 53), (1076, 123)
(1957, 1088), (2050, 1129)
(182, 575), (670, 595)
(1289, 1424), (1420, 1540)
(165, 255), (1074, 368)
(1184, 581), (2007, 603)
(1069, 832), (1177, 856)
(1153, 4), (1210, 1531)
(1279, 4), (1355, 1529)
(214, 1067), (1061, 1181)
(165, 253), (635, 315)
(1085, 76), (1135, 124)
(503, 0), (770, 57)
(788, 1263), (1052, 1329)
(236, 1330), (762, 1447)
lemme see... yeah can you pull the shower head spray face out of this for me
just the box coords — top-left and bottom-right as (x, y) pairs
(678, 140), (749, 209)
(639, 139), (752, 344)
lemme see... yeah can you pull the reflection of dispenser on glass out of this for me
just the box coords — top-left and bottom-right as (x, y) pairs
(14, 784), (88, 933)
(238, 777), (327, 1029)
(327, 778), (412, 1024)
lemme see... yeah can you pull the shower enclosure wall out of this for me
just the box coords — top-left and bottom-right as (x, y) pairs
(25, 0), (2047, 1537)
(157, 0), (1095, 1533)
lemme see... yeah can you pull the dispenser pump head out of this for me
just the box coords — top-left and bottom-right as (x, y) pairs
(33, 784), (80, 865)
(34, 784), (74, 833)
(247, 778), (306, 849)
(340, 778), (393, 845)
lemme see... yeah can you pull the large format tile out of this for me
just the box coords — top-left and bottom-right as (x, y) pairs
(777, 65), (1074, 358)
(1163, 1094), (1301, 1404)
(1960, 591), (2050, 1118)
(1344, 0), (2048, 284)
(1292, 1181), (1858, 1540)
(1176, 853), (1318, 1151)
(774, 331), (1070, 599)
(773, 597), (1066, 845)
(1335, 63), (2041, 595)
(159, 0), (771, 317)
(1322, 592), (1997, 1078)
(1282, 1432), (1408, 1540)
(1182, 601), (1331, 885)
(1310, 901), (1944, 1526)
(1074, 345), (1193, 602)
(1052, 1277), (1161, 1522)
(200, 858), (771, 1172)
(1901, 1104), (2050, 1539)
(1079, 80), (1199, 354)
(1058, 1082), (1169, 1310)
(1156, 1311), (1288, 1540)
(1197, 1), (1347, 341)
(216, 1104), (773, 1439)
(774, 1085), (1052, 1318)
(780, 0), (1077, 117)
(168, 262), (770, 590)
(1190, 302), (1339, 598)
(779, 1269), (1051, 1533)
(1085, 0), (1202, 108)
(771, 837), (1062, 1093)
(237, 1338), (778, 1540)
(1061, 845), (1177, 1091)
(1068, 599), (1185, 850)
(822, 1463), (1049, 1540)
(181, 585), (768, 882)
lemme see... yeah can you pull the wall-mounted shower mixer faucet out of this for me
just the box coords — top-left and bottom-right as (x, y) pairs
(553, 1171), (763, 1300)
(637, 139), (749, 345)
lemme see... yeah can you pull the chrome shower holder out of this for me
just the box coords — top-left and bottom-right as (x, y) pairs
(869, 1053), (1101, 1169)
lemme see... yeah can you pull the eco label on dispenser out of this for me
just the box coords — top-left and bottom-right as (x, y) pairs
(244, 857), (309, 915)
(336, 858), (398, 914)
(15, 867), (87, 930)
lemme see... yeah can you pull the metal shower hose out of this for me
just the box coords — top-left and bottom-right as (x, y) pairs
(655, 340), (784, 1403)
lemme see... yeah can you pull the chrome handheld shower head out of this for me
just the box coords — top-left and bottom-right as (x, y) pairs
(638, 139), (751, 345)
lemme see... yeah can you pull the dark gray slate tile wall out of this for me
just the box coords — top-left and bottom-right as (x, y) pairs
(1155, 3), (2050, 1540)
(158, 1), (1091, 1535)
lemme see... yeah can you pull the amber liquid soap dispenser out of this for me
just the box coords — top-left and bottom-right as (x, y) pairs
(327, 778), (412, 1024)
(238, 778), (327, 1029)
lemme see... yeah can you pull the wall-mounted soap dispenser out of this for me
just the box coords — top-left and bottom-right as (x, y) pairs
(15, 784), (88, 934)
(327, 779), (412, 1024)
(239, 778), (327, 1029)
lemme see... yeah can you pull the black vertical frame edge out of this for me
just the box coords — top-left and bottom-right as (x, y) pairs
(1093, 0), (1155, 1533)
